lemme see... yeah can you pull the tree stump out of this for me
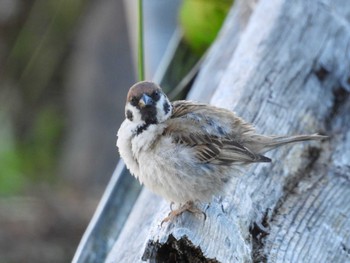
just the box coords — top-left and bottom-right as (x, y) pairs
(106, 0), (350, 262)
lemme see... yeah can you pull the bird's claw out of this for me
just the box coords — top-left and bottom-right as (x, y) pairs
(160, 201), (206, 226)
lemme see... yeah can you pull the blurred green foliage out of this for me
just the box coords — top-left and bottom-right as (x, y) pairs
(0, 0), (86, 195)
(19, 107), (64, 181)
(179, 0), (234, 55)
(0, 116), (25, 194)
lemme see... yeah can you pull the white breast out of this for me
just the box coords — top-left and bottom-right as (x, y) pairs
(117, 120), (167, 179)
(117, 120), (231, 204)
(116, 120), (140, 178)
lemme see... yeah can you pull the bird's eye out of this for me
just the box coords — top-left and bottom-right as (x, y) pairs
(130, 96), (138, 106)
(151, 91), (160, 101)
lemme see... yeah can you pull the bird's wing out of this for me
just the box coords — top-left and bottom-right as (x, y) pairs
(164, 101), (271, 165)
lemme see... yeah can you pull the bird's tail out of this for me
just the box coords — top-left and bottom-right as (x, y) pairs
(254, 133), (327, 153)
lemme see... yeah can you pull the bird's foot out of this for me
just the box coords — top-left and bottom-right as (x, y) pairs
(161, 201), (206, 226)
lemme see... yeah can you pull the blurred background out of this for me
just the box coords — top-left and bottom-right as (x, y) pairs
(0, 0), (179, 261)
(0, 0), (133, 262)
(0, 0), (231, 261)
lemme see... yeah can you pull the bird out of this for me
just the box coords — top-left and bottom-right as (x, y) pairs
(117, 81), (326, 223)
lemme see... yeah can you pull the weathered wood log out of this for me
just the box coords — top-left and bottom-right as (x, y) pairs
(106, 0), (350, 262)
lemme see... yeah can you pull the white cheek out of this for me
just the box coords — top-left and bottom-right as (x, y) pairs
(125, 103), (143, 123)
(156, 95), (172, 122)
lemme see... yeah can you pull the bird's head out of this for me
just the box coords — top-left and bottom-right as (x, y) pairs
(125, 81), (172, 125)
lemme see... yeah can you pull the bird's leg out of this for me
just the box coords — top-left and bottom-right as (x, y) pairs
(161, 201), (206, 225)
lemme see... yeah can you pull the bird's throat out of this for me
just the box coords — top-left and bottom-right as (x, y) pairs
(135, 123), (151, 136)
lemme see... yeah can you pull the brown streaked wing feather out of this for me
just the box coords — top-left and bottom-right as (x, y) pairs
(217, 138), (271, 164)
(165, 101), (271, 164)
(171, 100), (208, 118)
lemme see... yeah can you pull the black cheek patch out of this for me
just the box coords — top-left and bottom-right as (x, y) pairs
(126, 110), (133, 121)
(163, 102), (170, 115)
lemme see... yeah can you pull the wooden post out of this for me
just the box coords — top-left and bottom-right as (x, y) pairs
(107, 0), (350, 262)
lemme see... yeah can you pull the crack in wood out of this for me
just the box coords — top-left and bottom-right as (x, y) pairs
(326, 87), (350, 129)
(142, 235), (219, 263)
(262, 82), (350, 262)
(314, 66), (330, 82)
(333, 165), (350, 182)
(250, 210), (270, 263)
(269, 84), (350, 223)
(284, 146), (321, 195)
(264, 145), (323, 250)
(341, 242), (350, 256)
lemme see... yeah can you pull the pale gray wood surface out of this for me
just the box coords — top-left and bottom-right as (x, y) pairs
(107, 0), (350, 262)
(188, 0), (256, 102)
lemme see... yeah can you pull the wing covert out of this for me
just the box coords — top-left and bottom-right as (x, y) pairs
(164, 101), (271, 165)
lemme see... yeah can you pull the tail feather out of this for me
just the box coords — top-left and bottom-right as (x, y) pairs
(255, 133), (327, 153)
(269, 133), (326, 145)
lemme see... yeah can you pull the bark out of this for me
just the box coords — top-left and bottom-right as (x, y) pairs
(106, 0), (350, 262)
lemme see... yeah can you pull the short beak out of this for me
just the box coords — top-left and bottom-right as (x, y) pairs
(139, 94), (154, 107)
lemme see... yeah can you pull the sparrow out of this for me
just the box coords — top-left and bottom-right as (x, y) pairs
(117, 81), (325, 223)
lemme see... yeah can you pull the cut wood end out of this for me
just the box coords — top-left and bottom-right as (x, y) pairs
(142, 234), (219, 263)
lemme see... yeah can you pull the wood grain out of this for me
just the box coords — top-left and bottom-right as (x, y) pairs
(107, 0), (350, 262)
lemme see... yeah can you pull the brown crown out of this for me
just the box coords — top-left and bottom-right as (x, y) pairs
(126, 81), (162, 102)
